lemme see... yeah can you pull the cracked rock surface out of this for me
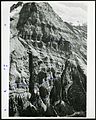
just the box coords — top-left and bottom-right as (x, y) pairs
(9, 2), (87, 117)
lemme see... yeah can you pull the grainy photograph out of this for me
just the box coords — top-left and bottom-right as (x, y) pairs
(9, 1), (87, 117)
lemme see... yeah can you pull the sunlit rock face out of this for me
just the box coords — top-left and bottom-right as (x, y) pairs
(9, 2), (87, 117)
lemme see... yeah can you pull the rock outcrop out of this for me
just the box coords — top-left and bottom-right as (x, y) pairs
(9, 2), (87, 117)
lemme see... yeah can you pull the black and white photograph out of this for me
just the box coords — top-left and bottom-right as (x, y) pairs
(1, 1), (95, 119)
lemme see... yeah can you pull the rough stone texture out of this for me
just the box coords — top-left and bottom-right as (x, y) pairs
(9, 2), (87, 117)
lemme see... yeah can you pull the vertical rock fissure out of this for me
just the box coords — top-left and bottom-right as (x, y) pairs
(28, 52), (34, 94)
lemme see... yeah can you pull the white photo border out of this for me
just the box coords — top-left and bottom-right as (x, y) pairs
(1, 1), (95, 119)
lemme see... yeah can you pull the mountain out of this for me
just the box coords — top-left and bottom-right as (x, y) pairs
(49, 2), (87, 25)
(9, 2), (87, 117)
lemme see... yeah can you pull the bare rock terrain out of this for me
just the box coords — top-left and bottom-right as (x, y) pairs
(9, 2), (87, 117)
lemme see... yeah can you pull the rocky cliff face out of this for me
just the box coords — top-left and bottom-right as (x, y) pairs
(9, 2), (87, 117)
